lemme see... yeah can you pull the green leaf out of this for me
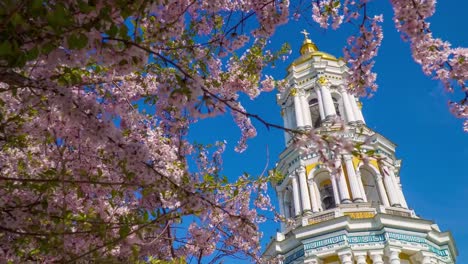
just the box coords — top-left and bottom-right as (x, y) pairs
(67, 33), (88, 50)
(0, 41), (13, 56)
(11, 13), (25, 27)
(46, 3), (72, 30)
(107, 24), (119, 37)
(119, 225), (131, 238)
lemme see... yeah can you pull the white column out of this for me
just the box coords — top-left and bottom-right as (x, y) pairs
(297, 167), (311, 213)
(354, 252), (367, 264)
(343, 155), (364, 202)
(319, 84), (336, 118)
(284, 199), (291, 219)
(389, 168), (408, 208)
(422, 256), (432, 264)
(290, 175), (302, 216)
(293, 93), (305, 128)
(382, 166), (401, 207)
(338, 250), (353, 264)
(375, 174), (390, 207)
(313, 180), (324, 210)
(278, 191), (286, 231)
(304, 256), (322, 264)
(396, 182), (408, 208)
(288, 105), (296, 129)
(330, 175), (341, 206)
(299, 91), (312, 128)
(370, 250), (384, 264)
(315, 88), (326, 120)
(337, 167), (351, 203)
(308, 179), (320, 212)
(386, 247), (401, 264)
(356, 171), (368, 202)
(282, 107), (290, 144)
(286, 106), (292, 129)
(410, 251), (436, 264)
(349, 94), (366, 124)
(415, 252), (435, 264)
(341, 90), (356, 123)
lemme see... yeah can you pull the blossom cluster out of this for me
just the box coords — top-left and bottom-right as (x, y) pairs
(0, 0), (288, 262)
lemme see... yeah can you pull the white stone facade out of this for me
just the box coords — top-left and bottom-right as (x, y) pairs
(265, 36), (458, 263)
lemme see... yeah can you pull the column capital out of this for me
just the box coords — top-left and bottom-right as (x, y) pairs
(337, 248), (353, 257)
(385, 246), (402, 263)
(338, 248), (353, 264)
(296, 165), (306, 174)
(353, 251), (367, 257)
(369, 250), (384, 264)
(369, 249), (385, 256)
(315, 76), (330, 87)
(410, 251), (436, 264)
(304, 255), (323, 264)
(343, 154), (353, 161)
(354, 252), (367, 264)
(385, 246), (402, 253)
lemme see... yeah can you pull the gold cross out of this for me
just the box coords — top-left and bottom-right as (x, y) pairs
(300, 29), (310, 40)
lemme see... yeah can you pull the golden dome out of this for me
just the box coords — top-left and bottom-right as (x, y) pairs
(287, 30), (339, 70)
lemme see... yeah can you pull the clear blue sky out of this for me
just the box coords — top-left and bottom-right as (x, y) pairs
(189, 0), (467, 262)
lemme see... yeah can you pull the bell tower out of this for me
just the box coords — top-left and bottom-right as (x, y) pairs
(264, 32), (457, 264)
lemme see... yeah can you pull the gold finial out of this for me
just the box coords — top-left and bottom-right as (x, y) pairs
(299, 29), (318, 55)
(300, 29), (310, 41)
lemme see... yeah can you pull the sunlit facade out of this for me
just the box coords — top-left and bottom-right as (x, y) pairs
(264, 34), (458, 264)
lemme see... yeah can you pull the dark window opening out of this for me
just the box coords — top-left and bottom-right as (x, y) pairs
(309, 98), (321, 128)
(332, 97), (341, 117)
(320, 183), (336, 210)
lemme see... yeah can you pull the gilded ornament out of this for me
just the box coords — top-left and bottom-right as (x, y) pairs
(358, 101), (363, 109)
(343, 211), (375, 219)
(290, 88), (297, 96)
(317, 76), (328, 86)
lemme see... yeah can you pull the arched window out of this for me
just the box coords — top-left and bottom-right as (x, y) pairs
(309, 98), (321, 128)
(319, 179), (336, 210)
